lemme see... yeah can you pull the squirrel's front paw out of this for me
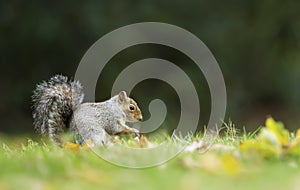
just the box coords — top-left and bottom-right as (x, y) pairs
(131, 128), (140, 138)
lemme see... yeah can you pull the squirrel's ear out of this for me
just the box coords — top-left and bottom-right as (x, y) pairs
(118, 91), (127, 102)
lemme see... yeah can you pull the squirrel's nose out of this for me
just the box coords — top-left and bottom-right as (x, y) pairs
(137, 115), (143, 121)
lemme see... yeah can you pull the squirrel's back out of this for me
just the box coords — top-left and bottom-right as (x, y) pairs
(32, 75), (84, 144)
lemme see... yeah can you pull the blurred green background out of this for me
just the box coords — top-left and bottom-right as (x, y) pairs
(1, 0), (300, 134)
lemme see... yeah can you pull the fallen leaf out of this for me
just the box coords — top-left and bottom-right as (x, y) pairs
(64, 141), (80, 151)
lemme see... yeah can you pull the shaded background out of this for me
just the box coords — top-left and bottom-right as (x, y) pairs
(1, 0), (300, 135)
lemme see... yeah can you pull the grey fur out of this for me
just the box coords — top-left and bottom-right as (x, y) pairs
(32, 75), (84, 144)
(70, 95), (140, 145)
(32, 75), (142, 146)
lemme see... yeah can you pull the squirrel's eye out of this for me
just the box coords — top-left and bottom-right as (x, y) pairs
(129, 104), (135, 111)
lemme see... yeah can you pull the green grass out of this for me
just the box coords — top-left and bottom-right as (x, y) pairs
(1, 119), (300, 190)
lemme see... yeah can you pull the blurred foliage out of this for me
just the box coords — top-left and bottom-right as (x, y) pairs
(1, 0), (300, 133)
(1, 118), (300, 189)
(240, 117), (300, 158)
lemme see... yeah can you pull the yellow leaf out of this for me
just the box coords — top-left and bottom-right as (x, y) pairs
(221, 153), (242, 175)
(265, 117), (289, 146)
(240, 118), (300, 158)
(288, 129), (300, 152)
(297, 128), (300, 138)
(240, 137), (280, 158)
(258, 128), (280, 147)
(65, 141), (80, 151)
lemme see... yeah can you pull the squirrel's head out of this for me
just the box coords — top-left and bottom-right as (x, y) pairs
(117, 91), (143, 122)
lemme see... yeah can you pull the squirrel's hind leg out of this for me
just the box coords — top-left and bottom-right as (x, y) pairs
(90, 130), (112, 145)
(76, 126), (113, 146)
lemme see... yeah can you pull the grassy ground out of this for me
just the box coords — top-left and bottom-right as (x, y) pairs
(0, 118), (300, 190)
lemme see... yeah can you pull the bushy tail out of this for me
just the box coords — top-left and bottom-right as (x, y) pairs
(32, 75), (84, 144)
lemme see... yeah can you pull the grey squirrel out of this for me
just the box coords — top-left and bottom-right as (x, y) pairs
(32, 75), (143, 145)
